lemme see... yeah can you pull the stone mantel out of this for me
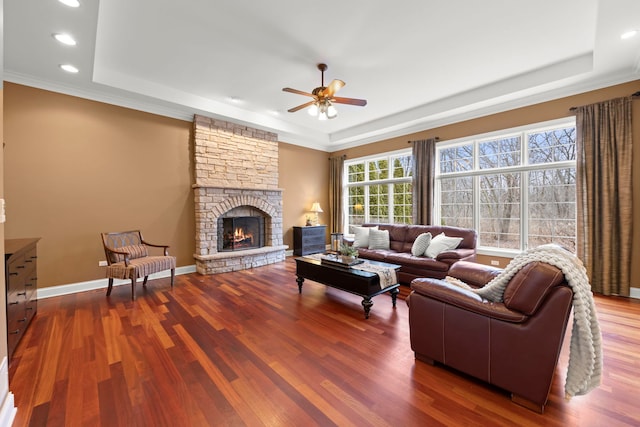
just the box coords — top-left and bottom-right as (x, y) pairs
(192, 184), (285, 192)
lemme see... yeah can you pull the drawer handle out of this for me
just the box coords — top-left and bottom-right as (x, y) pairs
(31, 256), (37, 260)
(18, 317), (27, 322)
(25, 283), (34, 287)
(17, 265), (25, 269)
(26, 307), (34, 311)
(9, 301), (19, 305)
(9, 272), (18, 276)
(25, 259), (33, 263)
(9, 330), (20, 335)
(17, 292), (27, 296)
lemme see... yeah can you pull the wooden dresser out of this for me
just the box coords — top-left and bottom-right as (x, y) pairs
(5, 238), (40, 360)
(293, 225), (326, 256)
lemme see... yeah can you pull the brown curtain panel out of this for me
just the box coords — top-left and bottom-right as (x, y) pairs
(576, 96), (633, 296)
(412, 138), (437, 225)
(329, 155), (345, 233)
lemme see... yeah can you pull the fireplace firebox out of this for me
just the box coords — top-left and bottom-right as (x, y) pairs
(219, 216), (264, 251)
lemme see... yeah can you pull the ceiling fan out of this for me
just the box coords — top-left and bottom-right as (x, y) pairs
(282, 63), (367, 120)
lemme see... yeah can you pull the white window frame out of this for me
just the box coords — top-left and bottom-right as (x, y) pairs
(434, 118), (577, 258)
(343, 148), (412, 232)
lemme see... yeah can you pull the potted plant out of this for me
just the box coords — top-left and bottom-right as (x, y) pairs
(339, 244), (359, 263)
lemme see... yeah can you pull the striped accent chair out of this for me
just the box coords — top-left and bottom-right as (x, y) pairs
(101, 230), (176, 300)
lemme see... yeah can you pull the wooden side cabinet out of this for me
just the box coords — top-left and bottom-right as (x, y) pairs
(5, 238), (40, 360)
(293, 225), (327, 256)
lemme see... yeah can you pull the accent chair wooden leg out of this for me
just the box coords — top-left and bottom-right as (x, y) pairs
(106, 278), (114, 296)
(170, 268), (175, 288)
(131, 278), (136, 300)
(143, 276), (149, 287)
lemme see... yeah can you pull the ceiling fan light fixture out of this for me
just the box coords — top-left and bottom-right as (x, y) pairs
(283, 63), (366, 119)
(327, 103), (338, 119)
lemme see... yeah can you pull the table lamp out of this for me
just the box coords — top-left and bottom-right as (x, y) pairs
(310, 202), (323, 226)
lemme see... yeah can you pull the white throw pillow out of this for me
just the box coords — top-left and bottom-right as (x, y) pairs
(411, 232), (432, 256)
(368, 229), (390, 250)
(425, 233), (463, 258)
(352, 226), (378, 248)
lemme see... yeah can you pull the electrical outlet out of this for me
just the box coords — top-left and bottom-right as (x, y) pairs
(490, 260), (500, 266)
(98, 260), (108, 267)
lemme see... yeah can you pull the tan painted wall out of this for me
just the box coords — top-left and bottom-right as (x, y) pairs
(3, 83), (330, 289)
(332, 80), (640, 288)
(279, 142), (330, 247)
(3, 83), (195, 288)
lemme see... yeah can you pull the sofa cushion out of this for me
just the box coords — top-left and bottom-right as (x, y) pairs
(386, 252), (449, 271)
(363, 223), (407, 252)
(355, 248), (389, 261)
(425, 234), (463, 258)
(353, 226), (377, 248)
(411, 232), (432, 256)
(368, 229), (390, 250)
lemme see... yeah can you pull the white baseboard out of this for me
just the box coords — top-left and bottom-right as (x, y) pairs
(630, 287), (640, 299)
(0, 358), (17, 427)
(37, 265), (197, 300)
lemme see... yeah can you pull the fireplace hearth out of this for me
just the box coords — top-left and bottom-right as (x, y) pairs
(220, 216), (264, 251)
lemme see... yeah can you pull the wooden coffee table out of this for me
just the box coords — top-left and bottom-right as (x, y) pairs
(295, 256), (401, 318)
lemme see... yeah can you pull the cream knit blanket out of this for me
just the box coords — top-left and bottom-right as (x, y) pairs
(471, 244), (602, 399)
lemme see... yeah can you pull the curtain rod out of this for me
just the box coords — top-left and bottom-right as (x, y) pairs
(407, 137), (440, 143)
(569, 91), (640, 112)
(328, 154), (347, 160)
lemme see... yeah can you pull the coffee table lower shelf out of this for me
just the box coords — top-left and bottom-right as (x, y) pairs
(295, 256), (401, 319)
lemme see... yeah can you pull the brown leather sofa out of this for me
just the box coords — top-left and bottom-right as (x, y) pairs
(353, 223), (477, 284)
(406, 260), (573, 413)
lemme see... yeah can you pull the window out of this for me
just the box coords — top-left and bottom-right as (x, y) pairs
(345, 151), (412, 230)
(436, 120), (577, 254)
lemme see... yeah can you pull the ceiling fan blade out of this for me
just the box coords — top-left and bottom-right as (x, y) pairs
(287, 100), (316, 113)
(282, 87), (315, 98)
(332, 97), (367, 107)
(322, 79), (345, 97)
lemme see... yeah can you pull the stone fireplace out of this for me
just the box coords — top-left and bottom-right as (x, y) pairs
(193, 115), (287, 274)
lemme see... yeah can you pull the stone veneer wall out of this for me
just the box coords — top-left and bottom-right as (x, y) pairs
(192, 115), (287, 274)
(194, 114), (279, 188)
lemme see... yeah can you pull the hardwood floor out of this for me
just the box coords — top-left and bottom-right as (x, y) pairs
(8, 257), (640, 426)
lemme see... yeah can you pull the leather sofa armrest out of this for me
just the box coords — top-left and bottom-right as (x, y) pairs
(435, 248), (476, 264)
(410, 278), (527, 323)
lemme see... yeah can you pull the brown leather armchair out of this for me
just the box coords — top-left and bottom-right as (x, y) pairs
(407, 260), (573, 413)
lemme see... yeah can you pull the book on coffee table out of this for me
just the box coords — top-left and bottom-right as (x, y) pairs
(320, 253), (365, 268)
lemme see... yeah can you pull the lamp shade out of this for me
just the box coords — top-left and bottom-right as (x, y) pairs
(310, 202), (323, 213)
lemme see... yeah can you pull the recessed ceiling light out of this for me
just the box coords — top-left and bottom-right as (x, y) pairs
(60, 64), (79, 73)
(621, 29), (638, 40)
(58, 0), (80, 7)
(53, 33), (77, 46)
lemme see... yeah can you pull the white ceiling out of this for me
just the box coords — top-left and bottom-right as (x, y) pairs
(5, 0), (640, 151)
